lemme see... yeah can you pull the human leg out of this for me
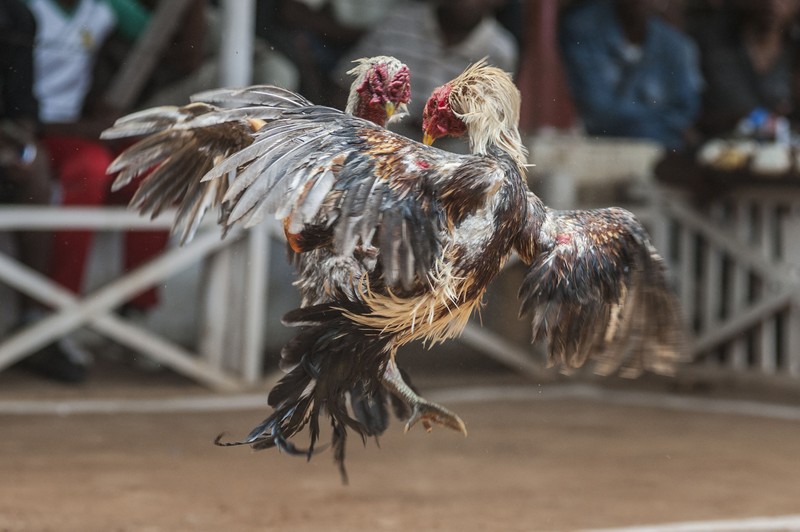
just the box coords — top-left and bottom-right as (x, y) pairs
(44, 135), (114, 294)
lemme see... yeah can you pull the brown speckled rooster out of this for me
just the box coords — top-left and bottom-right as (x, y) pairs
(102, 61), (686, 481)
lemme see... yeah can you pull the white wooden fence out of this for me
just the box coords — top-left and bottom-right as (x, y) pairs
(7, 143), (799, 390)
(0, 206), (272, 391)
(0, 205), (554, 391)
(651, 186), (800, 377)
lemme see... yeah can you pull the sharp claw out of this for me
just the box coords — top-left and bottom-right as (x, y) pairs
(381, 359), (467, 436)
(403, 401), (468, 437)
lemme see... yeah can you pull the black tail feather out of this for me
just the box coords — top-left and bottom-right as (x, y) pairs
(349, 364), (419, 435)
(217, 302), (392, 482)
(350, 381), (390, 437)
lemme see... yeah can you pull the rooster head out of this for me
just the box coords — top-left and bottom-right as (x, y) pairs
(346, 56), (411, 127)
(422, 84), (468, 146)
(422, 60), (527, 169)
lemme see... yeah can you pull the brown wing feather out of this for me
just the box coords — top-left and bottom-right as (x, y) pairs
(103, 87), (502, 291)
(102, 96), (289, 244)
(517, 203), (687, 377)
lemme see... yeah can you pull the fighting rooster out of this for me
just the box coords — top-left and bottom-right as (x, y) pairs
(102, 61), (686, 480)
(288, 57), (439, 436)
(104, 55), (451, 468)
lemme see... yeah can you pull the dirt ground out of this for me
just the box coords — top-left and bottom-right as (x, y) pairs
(2, 362), (800, 532)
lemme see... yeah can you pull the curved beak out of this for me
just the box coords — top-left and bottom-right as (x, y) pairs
(384, 101), (396, 119)
(423, 132), (435, 146)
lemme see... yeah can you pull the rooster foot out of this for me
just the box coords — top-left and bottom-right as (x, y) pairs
(382, 358), (468, 436)
(404, 399), (468, 436)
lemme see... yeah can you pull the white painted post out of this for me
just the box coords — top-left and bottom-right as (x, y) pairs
(219, 0), (255, 87)
(756, 203), (777, 373)
(729, 200), (751, 370)
(780, 202), (800, 375)
(701, 202), (725, 367)
(242, 222), (269, 385)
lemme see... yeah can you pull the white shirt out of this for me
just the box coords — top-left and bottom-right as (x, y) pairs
(28, 0), (117, 123)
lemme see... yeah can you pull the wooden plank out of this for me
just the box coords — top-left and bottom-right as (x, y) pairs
(0, 251), (240, 390)
(790, 306), (800, 376)
(678, 223), (696, 332)
(690, 291), (792, 356)
(91, 314), (241, 391)
(224, 238), (247, 374)
(779, 204), (800, 375)
(458, 323), (553, 382)
(0, 206), (176, 230)
(242, 222), (269, 385)
(0, 229), (242, 373)
(756, 205), (777, 373)
(701, 203), (725, 366)
(664, 198), (800, 293)
(728, 200), (751, 370)
(219, 0), (255, 87)
(199, 248), (232, 371)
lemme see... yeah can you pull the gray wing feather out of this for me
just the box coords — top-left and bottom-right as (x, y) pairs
(104, 86), (489, 289)
(191, 85), (312, 108)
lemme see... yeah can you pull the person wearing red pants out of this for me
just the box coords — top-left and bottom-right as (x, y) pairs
(43, 135), (168, 311)
(27, 0), (167, 382)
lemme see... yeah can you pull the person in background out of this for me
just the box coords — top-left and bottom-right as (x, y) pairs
(26, 0), (171, 380)
(691, 0), (800, 139)
(558, 0), (703, 150)
(133, 0), (297, 108)
(0, 0), (90, 382)
(255, 0), (384, 107)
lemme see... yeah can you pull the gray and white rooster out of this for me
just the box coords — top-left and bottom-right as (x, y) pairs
(102, 60), (687, 481)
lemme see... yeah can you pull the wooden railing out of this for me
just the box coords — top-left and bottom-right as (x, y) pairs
(651, 187), (800, 377)
(0, 206), (272, 391)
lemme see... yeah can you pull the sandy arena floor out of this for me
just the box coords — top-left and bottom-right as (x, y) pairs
(2, 362), (800, 532)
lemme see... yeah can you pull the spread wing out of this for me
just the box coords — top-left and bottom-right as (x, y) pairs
(102, 86), (311, 243)
(517, 201), (686, 377)
(103, 85), (502, 290)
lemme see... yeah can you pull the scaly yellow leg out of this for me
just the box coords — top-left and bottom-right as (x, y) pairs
(381, 356), (467, 436)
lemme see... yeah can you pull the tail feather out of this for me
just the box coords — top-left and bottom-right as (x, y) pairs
(350, 381), (390, 437)
(349, 364), (417, 436)
(216, 303), (392, 482)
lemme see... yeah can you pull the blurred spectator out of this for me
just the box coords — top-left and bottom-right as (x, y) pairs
(692, 0), (800, 138)
(517, 0), (578, 132)
(332, 0), (518, 144)
(558, 0), (702, 150)
(493, 0), (526, 49)
(135, 0), (298, 108)
(0, 1), (52, 332)
(27, 0), (176, 378)
(0, 0), (92, 382)
(90, 0), (210, 108)
(256, 0), (391, 107)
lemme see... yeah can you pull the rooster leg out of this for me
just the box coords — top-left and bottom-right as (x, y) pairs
(382, 358), (467, 436)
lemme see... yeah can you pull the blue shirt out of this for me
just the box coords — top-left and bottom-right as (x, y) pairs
(559, 0), (702, 149)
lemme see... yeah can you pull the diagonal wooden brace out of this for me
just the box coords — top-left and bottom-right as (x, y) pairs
(0, 228), (244, 391)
